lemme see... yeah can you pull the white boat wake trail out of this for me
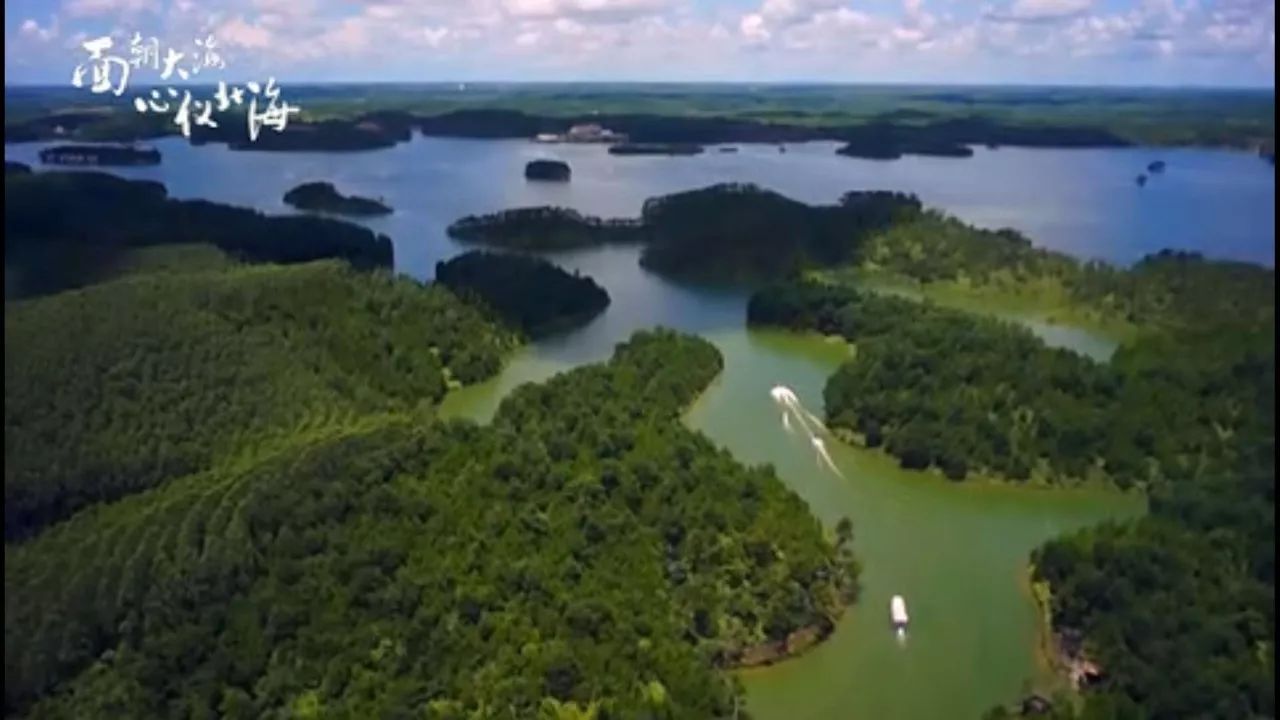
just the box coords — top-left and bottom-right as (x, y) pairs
(770, 385), (845, 479)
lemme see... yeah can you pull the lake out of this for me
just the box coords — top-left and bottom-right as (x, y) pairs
(6, 136), (1270, 719)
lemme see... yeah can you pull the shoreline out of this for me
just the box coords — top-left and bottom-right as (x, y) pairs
(1027, 566), (1099, 703)
(816, 268), (1142, 349)
(828, 425), (1141, 494)
(730, 610), (845, 670)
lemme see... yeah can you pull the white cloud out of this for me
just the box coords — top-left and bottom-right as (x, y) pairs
(989, 0), (1093, 22)
(19, 17), (59, 42)
(422, 26), (450, 47)
(893, 26), (926, 43)
(64, 0), (159, 19)
(217, 16), (273, 49)
(504, 0), (668, 21)
(366, 4), (406, 21)
(740, 13), (770, 42)
(7, 0), (1270, 84)
(319, 16), (374, 54)
(554, 18), (587, 35)
(822, 8), (874, 29)
(757, 0), (843, 26)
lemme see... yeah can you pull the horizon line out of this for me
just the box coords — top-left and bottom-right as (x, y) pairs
(4, 79), (1276, 92)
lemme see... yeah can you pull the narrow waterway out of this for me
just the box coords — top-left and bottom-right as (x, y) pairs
(439, 281), (1144, 720)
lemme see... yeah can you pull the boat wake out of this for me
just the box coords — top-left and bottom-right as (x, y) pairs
(770, 385), (844, 479)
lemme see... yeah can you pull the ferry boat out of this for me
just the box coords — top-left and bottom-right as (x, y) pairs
(890, 595), (909, 632)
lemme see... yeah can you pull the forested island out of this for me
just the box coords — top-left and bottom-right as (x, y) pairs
(835, 130), (976, 160)
(608, 142), (705, 156)
(38, 143), (161, 166)
(524, 159), (571, 181)
(435, 251), (610, 338)
(637, 186), (921, 282)
(447, 184), (922, 283)
(6, 172), (392, 298)
(283, 181), (393, 216)
(447, 206), (647, 250)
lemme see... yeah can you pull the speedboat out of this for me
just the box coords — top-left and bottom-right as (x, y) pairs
(891, 595), (909, 633)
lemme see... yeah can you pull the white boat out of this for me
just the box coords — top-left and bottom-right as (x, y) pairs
(890, 595), (909, 630)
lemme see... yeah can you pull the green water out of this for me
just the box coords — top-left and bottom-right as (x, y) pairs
(439, 265), (1144, 719)
(687, 330), (1143, 720)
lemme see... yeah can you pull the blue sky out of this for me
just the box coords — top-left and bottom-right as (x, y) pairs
(5, 0), (1275, 87)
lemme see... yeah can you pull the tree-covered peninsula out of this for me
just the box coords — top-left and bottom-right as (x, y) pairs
(435, 251), (611, 338)
(851, 208), (1275, 332)
(4, 260), (514, 541)
(6, 172), (392, 298)
(748, 281), (1272, 488)
(748, 208), (1274, 720)
(5, 319), (859, 717)
(283, 181), (392, 216)
(38, 144), (161, 166)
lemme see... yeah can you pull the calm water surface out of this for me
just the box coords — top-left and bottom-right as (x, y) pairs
(8, 136), (1267, 719)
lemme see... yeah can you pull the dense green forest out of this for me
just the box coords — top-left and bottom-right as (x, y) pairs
(5, 172), (392, 298)
(447, 206), (647, 250)
(853, 211), (1276, 331)
(447, 184), (921, 283)
(525, 159), (571, 181)
(4, 260), (513, 541)
(13, 83), (1273, 154)
(5, 170), (858, 718)
(283, 182), (393, 216)
(6, 328), (858, 718)
(854, 210), (1079, 285)
(750, 250), (1274, 719)
(637, 185), (920, 282)
(748, 280), (1273, 488)
(435, 251), (611, 338)
(988, 456), (1274, 720)
(609, 143), (705, 156)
